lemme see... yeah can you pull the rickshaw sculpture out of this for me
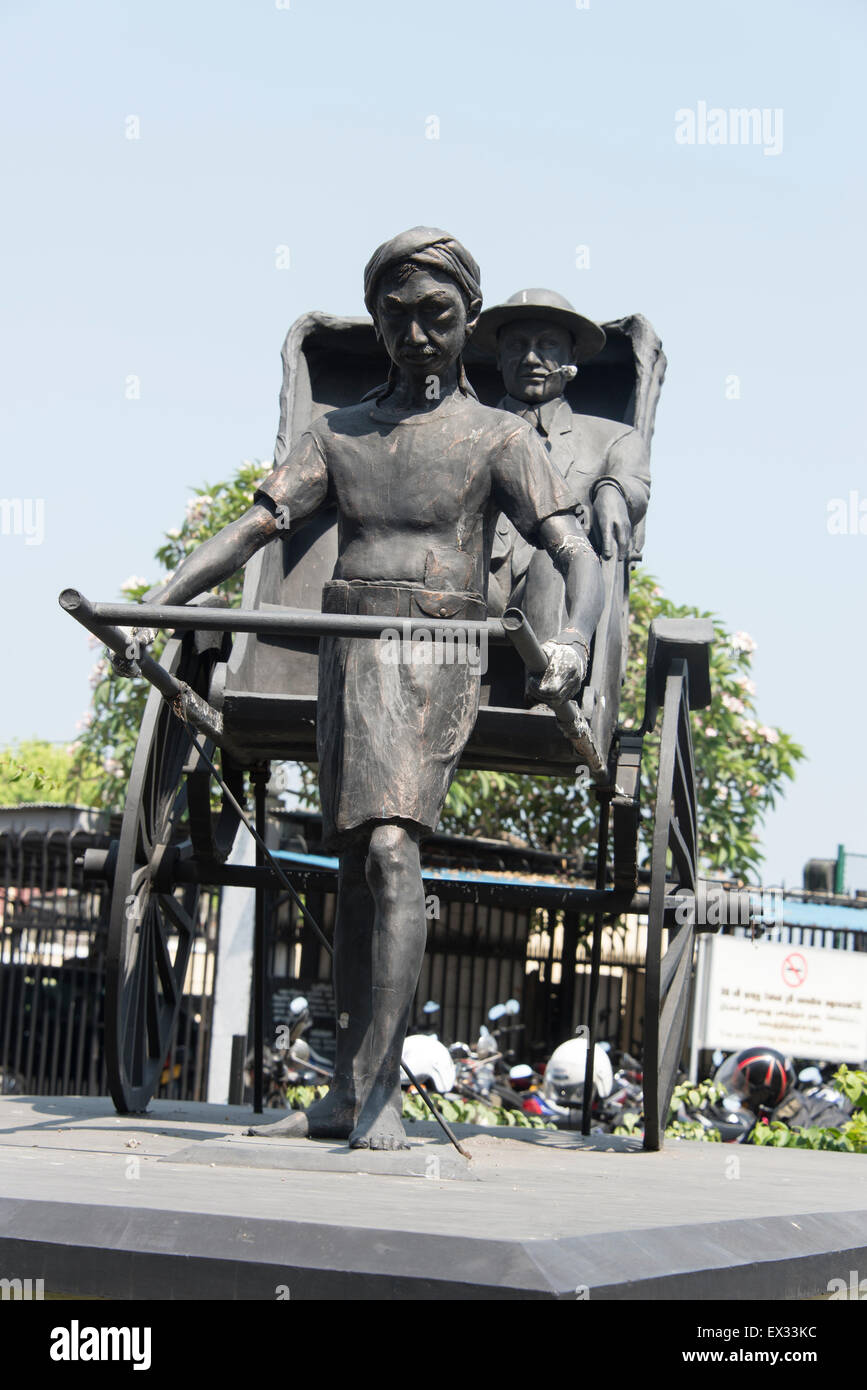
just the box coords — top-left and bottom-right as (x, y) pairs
(61, 227), (721, 1152)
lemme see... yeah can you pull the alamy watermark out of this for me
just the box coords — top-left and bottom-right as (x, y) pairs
(827, 490), (867, 535)
(50, 1322), (151, 1369)
(674, 884), (782, 929)
(379, 621), (488, 674)
(827, 1270), (867, 1299)
(1, 1276), (44, 1300)
(675, 102), (783, 157)
(0, 498), (44, 546)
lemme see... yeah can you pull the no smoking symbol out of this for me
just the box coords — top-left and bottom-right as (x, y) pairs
(782, 952), (807, 988)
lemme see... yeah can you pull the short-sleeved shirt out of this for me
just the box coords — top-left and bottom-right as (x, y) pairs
(254, 390), (578, 598)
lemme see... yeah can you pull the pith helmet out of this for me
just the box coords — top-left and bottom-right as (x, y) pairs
(473, 287), (605, 361)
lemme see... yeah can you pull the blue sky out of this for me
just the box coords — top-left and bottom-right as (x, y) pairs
(1, 0), (865, 886)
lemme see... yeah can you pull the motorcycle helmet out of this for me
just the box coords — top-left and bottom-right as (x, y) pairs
(508, 1063), (536, 1091)
(701, 1100), (756, 1142)
(401, 1034), (456, 1094)
(713, 1047), (795, 1113)
(543, 1036), (614, 1106)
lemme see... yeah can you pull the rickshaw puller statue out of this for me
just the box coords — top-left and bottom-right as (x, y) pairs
(122, 228), (605, 1150)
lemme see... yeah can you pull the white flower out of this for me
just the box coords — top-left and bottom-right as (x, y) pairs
(185, 494), (214, 524)
(120, 575), (149, 594)
(735, 675), (756, 696)
(730, 631), (757, 654)
(704, 726), (718, 738)
(75, 712), (93, 731)
(166, 527), (181, 540)
(757, 725), (780, 745)
(721, 693), (746, 715)
(89, 659), (109, 688)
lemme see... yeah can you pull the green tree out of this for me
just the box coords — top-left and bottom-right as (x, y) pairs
(72, 460), (803, 878)
(434, 568), (804, 879)
(71, 464), (263, 809)
(0, 739), (102, 806)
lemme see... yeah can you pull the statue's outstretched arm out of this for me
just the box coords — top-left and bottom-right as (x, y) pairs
(148, 502), (280, 608)
(149, 429), (330, 609)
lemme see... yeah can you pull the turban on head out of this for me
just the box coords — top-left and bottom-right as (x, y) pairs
(363, 226), (482, 321)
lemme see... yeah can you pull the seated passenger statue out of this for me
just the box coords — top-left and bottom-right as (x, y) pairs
(475, 289), (650, 649)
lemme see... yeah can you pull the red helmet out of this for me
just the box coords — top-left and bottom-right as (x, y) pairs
(713, 1048), (796, 1113)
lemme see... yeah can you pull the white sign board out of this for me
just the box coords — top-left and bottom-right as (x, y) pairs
(696, 935), (867, 1062)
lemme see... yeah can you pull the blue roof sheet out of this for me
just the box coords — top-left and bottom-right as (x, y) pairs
(273, 850), (867, 931)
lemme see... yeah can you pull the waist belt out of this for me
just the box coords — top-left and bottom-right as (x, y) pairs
(322, 580), (487, 622)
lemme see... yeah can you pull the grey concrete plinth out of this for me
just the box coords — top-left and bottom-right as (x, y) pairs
(1, 1096), (865, 1300)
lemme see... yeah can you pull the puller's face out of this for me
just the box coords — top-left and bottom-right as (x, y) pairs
(375, 267), (476, 378)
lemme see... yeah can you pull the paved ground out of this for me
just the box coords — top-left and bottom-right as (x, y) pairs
(1, 1096), (865, 1299)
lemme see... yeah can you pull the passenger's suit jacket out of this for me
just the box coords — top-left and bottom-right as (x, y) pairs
(491, 394), (651, 584)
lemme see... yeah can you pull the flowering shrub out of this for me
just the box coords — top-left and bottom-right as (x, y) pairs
(437, 568), (804, 879)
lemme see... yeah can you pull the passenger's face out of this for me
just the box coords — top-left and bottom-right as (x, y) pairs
(375, 267), (474, 377)
(497, 320), (575, 403)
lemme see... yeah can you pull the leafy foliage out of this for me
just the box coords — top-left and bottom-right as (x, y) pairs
(71, 465), (265, 809)
(283, 1083), (555, 1129)
(749, 1067), (867, 1153)
(434, 570), (804, 878)
(0, 740), (102, 807)
(614, 1076), (727, 1143)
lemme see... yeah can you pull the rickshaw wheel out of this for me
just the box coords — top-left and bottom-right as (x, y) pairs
(105, 631), (241, 1113)
(642, 658), (699, 1151)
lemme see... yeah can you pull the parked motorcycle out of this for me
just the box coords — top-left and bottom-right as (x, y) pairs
(245, 995), (334, 1107)
(524, 1030), (617, 1128)
(675, 1047), (854, 1142)
(450, 1000), (537, 1112)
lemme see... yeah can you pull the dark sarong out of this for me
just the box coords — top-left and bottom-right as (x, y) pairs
(316, 581), (484, 849)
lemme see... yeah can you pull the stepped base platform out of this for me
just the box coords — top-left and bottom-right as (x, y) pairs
(1, 1096), (865, 1300)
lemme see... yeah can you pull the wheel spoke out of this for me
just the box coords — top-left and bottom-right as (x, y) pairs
(668, 815), (695, 890)
(156, 891), (195, 941)
(144, 907), (164, 1060)
(659, 920), (694, 999)
(124, 910), (149, 1085)
(658, 937), (694, 1090)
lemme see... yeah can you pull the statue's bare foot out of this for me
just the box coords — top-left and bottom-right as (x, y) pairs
(248, 1089), (357, 1140)
(349, 1097), (410, 1151)
(247, 1109), (311, 1139)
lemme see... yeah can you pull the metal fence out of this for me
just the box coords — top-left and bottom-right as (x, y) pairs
(264, 871), (647, 1064)
(0, 829), (220, 1100)
(4, 825), (867, 1099)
